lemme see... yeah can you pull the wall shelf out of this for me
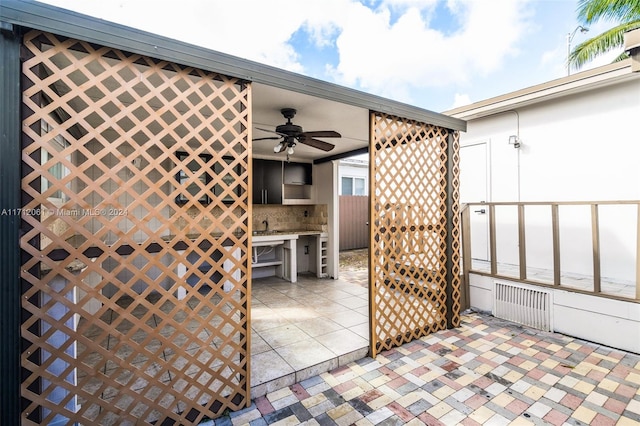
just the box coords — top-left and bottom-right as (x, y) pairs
(252, 260), (283, 268)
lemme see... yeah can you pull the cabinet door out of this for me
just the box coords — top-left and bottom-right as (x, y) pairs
(264, 160), (282, 203)
(283, 162), (312, 185)
(252, 160), (264, 204)
(252, 159), (282, 204)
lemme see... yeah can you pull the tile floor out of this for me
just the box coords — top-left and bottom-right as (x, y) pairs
(250, 269), (370, 397)
(209, 311), (640, 426)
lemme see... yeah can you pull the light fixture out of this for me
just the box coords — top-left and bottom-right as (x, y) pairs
(508, 135), (521, 148)
(287, 146), (295, 155)
(567, 25), (589, 76)
(273, 142), (283, 153)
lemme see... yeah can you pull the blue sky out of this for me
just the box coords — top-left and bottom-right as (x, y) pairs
(37, 0), (620, 112)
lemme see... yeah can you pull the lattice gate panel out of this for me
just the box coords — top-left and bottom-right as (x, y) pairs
(19, 31), (251, 425)
(369, 112), (460, 356)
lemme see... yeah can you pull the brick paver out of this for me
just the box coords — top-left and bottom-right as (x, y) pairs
(205, 312), (640, 425)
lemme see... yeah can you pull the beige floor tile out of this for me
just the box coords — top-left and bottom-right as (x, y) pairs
(258, 324), (312, 349)
(339, 284), (369, 296)
(348, 322), (370, 339)
(275, 339), (337, 371)
(251, 332), (272, 355)
(274, 306), (323, 321)
(295, 317), (345, 337)
(336, 296), (368, 309)
(314, 329), (368, 356)
(250, 275), (370, 392)
(329, 310), (368, 328)
(251, 350), (294, 386)
(312, 300), (353, 315)
(322, 289), (361, 300)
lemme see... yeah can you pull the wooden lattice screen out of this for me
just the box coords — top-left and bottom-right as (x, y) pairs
(19, 31), (251, 424)
(369, 112), (461, 356)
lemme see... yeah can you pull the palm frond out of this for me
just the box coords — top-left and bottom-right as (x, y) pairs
(569, 20), (640, 68)
(577, 0), (640, 24)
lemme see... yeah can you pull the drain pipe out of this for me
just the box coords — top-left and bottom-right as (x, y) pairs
(508, 110), (522, 202)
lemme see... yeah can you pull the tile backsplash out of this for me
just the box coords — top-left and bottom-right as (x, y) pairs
(252, 204), (327, 232)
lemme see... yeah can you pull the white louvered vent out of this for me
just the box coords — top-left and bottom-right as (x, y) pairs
(493, 281), (552, 331)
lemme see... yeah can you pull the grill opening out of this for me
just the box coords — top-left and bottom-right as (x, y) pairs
(493, 281), (552, 331)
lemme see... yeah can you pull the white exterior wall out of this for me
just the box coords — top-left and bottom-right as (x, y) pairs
(338, 160), (369, 195)
(462, 80), (640, 202)
(316, 161), (339, 279)
(460, 77), (640, 281)
(458, 73), (640, 354)
(469, 273), (640, 354)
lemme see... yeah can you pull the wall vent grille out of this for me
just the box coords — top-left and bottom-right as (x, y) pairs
(493, 281), (552, 331)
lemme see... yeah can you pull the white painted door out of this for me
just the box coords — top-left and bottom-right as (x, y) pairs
(460, 142), (489, 261)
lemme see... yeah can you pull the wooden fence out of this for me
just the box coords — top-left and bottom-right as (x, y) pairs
(339, 195), (369, 250)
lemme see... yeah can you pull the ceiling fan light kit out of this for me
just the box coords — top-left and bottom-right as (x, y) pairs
(253, 108), (341, 160)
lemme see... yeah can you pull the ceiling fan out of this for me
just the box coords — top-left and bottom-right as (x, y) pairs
(253, 108), (341, 158)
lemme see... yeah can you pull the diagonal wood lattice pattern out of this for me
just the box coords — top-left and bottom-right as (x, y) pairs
(19, 31), (251, 424)
(369, 112), (461, 356)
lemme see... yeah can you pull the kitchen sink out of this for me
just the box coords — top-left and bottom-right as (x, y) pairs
(252, 230), (305, 236)
(252, 230), (285, 236)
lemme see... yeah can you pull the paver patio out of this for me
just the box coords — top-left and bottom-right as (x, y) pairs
(206, 311), (640, 425)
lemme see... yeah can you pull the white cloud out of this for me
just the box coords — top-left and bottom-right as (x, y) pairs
(324, 0), (533, 102)
(451, 93), (472, 108)
(539, 45), (567, 77)
(39, 0), (328, 72)
(38, 0), (534, 104)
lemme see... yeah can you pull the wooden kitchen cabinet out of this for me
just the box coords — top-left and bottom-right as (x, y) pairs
(283, 161), (314, 204)
(253, 159), (282, 204)
(283, 161), (312, 185)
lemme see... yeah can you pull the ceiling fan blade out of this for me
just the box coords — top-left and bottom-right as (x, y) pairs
(301, 130), (341, 138)
(256, 127), (288, 137)
(252, 136), (282, 141)
(297, 136), (335, 152)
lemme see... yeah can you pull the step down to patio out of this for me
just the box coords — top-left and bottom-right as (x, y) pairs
(250, 345), (369, 399)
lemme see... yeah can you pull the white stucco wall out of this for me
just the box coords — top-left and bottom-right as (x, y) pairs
(468, 273), (640, 354)
(461, 78), (640, 202)
(457, 71), (640, 354)
(459, 76), (640, 282)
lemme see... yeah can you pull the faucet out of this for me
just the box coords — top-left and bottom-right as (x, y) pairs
(262, 219), (269, 232)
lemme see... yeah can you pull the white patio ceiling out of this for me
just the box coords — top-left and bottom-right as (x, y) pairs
(252, 83), (370, 162)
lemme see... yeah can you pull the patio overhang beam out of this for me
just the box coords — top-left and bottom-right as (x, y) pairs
(314, 147), (369, 164)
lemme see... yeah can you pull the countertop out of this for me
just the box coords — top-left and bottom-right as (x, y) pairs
(251, 230), (326, 244)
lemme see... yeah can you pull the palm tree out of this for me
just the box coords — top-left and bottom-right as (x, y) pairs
(569, 0), (640, 70)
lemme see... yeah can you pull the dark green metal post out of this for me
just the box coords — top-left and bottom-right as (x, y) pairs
(0, 21), (22, 426)
(445, 130), (458, 329)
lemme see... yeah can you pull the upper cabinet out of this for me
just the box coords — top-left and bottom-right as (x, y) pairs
(282, 161), (314, 204)
(252, 159), (315, 205)
(283, 162), (312, 185)
(253, 159), (282, 204)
